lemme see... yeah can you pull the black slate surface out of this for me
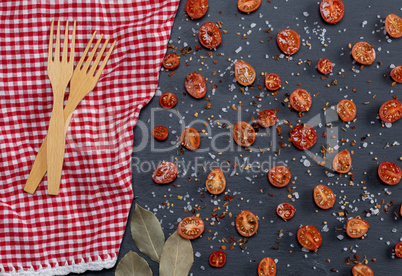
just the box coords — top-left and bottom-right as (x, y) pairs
(71, 0), (402, 275)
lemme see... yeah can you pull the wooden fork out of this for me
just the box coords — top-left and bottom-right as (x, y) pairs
(24, 32), (116, 195)
(47, 20), (75, 195)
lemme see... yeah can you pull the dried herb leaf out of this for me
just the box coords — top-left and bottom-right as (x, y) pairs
(115, 251), (152, 276)
(159, 231), (194, 276)
(131, 204), (165, 263)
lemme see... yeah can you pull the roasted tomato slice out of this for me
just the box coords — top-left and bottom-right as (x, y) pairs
(385, 14), (402, 38)
(185, 72), (207, 99)
(178, 216), (205, 240)
(391, 65), (402, 83)
(233, 121), (256, 147)
(209, 251), (226, 268)
(205, 168), (226, 195)
(152, 161), (178, 184)
(180, 127), (201, 150)
(238, 0), (261, 13)
(258, 110), (277, 128)
(313, 185), (335, 209)
(297, 225), (322, 251)
(152, 126), (169, 141)
(160, 92), (177, 109)
(332, 149), (352, 173)
(346, 218), (369, 239)
(276, 202), (296, 221)
(235, 60), (256, 86)
(268, 166), (291, 188)
(257, 257), (277, 276)
(198, 22), (222, 49)
(320, 0), (344, 24)
(378, 161), (402, 185)
(162, 53), (179, 70)
(352, 264), (374, 276)
(395, 242), (402, 258)
(337, 99), (357, 122)
(236, 210), (259, 237)
(264, 73), (281, 91)
(317, 58), (333, 74)
(352, 41), (376, 65)
(290, 124), (317, 150)
(379, 99), (402, 123)
(277, 29), (301, 55)
(289, 88), (312, 112)
(185, 0), (209, 20)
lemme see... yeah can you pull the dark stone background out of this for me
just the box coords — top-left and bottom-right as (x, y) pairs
(71, 0), (402, 275)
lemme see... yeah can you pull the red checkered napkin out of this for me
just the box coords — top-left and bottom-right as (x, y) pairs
(0, 0), (179, 275)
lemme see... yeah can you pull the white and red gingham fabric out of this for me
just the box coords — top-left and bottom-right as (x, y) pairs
(0, 0), (180, 275)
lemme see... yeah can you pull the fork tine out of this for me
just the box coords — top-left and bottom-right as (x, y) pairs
(82, 34), (104, 72)
(94, 40), (116, 79)
(55, 20), (60, 62)
(88, 37), (110, 76)
(75, 31), (96, 70)
(70, 21), (76, 64)
(48, 20), (54, 63)
(62, 21), (69, 62)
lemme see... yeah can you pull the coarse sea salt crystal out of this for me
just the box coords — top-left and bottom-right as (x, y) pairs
(303, 12), (309, 17)
(235, 46), (242, 53)
(250, 23), (256, 28)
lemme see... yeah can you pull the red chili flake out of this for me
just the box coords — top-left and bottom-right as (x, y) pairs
(161, 201), (166, 205)
(185, 62), (189, 66)
(276, 126), (282, 136)
(213, 60), (217, 64)
(268, 193), (274, 197)
(168, 71), (176, 77)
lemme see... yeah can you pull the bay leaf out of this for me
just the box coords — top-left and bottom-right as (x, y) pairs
(131, 204), (165, 263)
(159, 231), (194, 276)
(115, 251), (152, 276)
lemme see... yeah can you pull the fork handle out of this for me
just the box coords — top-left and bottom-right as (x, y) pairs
(46, 92), (66, 195)
(24, 112), (73, 195)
